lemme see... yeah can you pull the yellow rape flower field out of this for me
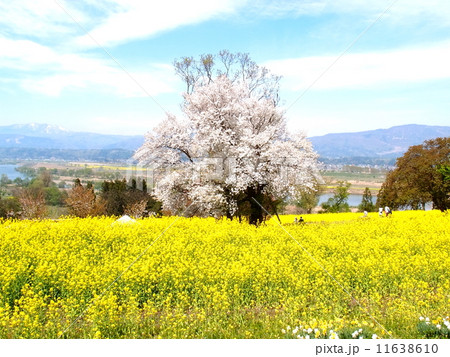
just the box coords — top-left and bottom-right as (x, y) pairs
(0, 210), (448, 339)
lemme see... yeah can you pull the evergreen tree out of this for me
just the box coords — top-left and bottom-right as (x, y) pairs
(358, 187), (375, 212)
(100, 179), (161, 217)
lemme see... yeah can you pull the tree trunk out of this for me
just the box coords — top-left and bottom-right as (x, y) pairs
(270, 200), (282, 224)
(247, 185), (264, 226)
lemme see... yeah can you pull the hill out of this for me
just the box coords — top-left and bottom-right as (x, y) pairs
(0, 123), (144, 151)
(0, 123), (143, 162)
(309, 124), (450, 164)
(0, 123), (448, 163)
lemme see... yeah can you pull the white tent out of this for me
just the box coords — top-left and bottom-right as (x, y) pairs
(114, 215), (137, 224)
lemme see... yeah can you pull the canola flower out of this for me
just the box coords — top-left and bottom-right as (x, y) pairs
(0, 210), (448, 338)
(416, 315), (450, 338)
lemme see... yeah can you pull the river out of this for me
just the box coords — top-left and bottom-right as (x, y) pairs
(318, 193), (375, 207)
(318, 193), (433, 210)
(0, 164), (25, 180)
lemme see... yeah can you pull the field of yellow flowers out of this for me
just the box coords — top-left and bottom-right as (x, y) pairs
(0, 210), (448, 339)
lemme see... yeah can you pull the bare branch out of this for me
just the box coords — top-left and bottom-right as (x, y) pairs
(173, 50), (281, 103)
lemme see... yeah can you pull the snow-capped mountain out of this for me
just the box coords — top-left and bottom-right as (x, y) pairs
(0, 123), (144, 150)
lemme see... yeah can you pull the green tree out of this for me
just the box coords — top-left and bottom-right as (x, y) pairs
(358, 187), (375, 212)
(13, 177), (26, 186)
(0, 174), (11, 187)
(45, 186), (68, 206)
(38, 168), (53, 187)
(100, 179), (128, 216)
(437, 165), (450, 181)
(377, 137), (450, 211)
(0, 196), (21, 218)
(295, 179), (323, 214)
(16, 166), (37, 179)
(321, 181), (351, 213)
(100, 179), (161, 217)
(24, 169), (65, 207)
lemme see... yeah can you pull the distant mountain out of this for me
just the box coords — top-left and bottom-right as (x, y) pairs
(0, 123), (70, 136)
(309, 124), (450, 161)
(0, 123), (448, 163)
(0, 123), (144, 151)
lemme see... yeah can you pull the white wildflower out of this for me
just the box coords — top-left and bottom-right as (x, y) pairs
(330, 331), (339, 339)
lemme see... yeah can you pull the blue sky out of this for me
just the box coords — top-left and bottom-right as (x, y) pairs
(0, 0), (449, 136)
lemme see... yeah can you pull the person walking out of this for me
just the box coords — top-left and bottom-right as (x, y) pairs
(384, 206), (392, 217)
(378, 207), (383, 217)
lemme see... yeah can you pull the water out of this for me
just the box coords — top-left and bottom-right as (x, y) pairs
(0, 164), (25, 180)
(318, 193), (375, 207)
(318, 193), (433, 210)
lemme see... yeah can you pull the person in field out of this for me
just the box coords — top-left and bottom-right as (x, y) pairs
(379, 207), (383, 217)
(384, 206), (392, 217)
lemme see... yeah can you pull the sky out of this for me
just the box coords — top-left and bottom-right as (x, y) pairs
(0, 0), (449, 137)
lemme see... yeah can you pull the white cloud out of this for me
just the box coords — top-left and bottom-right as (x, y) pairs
(73, 0), (245, 48)
(2, 0), (449, 51)
(243, 0), (326, 18)
(0, 0), (88, 40)
(266, 41), (450, 91)
(0, 0), (245, 50)
(0, 38), (60, 69)
(244, 0), (450, 25)
(0, 36), (177, 97)
(326, 0), (450, 25)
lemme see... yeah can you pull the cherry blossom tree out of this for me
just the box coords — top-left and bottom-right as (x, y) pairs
(135, 74), (319, 224)
(173, 50), (281, 104)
